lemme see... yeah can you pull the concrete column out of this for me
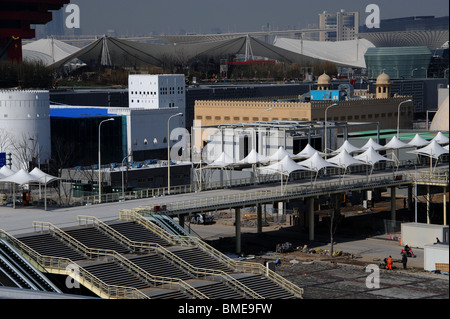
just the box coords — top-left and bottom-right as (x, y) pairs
(257, 204), (263, 234)
(235, 207), (241, 255)
(427, 185), (431, 224)
(443, 186), (447, 226)
(178, 215), (185, 228)
(390, 186), (396, 221)
(407, 186), (413, 212)
(308, 197), (315, 241)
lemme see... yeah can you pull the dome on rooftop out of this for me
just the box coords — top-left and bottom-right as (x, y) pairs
(317, 73), (331, 85)
(376, 72), (391, 85)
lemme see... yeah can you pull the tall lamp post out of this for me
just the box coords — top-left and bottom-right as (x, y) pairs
(397, 99), (413, 138)
(98, 118), (115, 204)
(167, 113), (183, 195)
(324, 103), (338, 156)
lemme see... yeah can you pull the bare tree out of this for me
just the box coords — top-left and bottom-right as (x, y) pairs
(11, 133), (40, 171)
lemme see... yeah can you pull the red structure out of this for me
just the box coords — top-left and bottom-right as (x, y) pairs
(0, 0), (69, 62)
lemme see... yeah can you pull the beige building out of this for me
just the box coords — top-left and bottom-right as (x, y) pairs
(318, 10), (359, 41)
(195, 73), (414, 132)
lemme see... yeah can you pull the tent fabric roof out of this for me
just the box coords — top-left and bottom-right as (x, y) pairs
(408, 140), (449, 159)
(354, 147), (394, 165)
(431, 132), (449, 145)
(0, 169), (41, 185)
(0, 168), (59, 185)
(49, 36), (325, 70)
(206, 152), (235, 168)
(361, 138), (385, 151)
(29, 168), (59, 184)
(327, 150), (370, 169)
(0, 166), (15, 179)
(408, 134), (430, 148)
(382, 136), (410, 150)
(268, 147), (295, 162)
(259, 155), (313, 176)
(23, 38), (80, 66)
(273, 37), (374, 68)
(331, 140), (362, 155)
(297, 152), (338, 172)
(237, 149), (269, 165)
(295, 144), (325, 159)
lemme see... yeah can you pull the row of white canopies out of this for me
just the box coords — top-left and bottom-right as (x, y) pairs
(205, 133), (449, 178)
(0, 167), (59, 210)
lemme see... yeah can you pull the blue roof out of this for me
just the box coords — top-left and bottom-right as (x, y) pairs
(50, 108), (114, 118)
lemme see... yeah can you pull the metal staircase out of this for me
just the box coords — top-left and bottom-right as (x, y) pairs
(0, 210), (304, 299)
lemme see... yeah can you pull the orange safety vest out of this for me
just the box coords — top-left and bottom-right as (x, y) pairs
(387, 257), (393, 264)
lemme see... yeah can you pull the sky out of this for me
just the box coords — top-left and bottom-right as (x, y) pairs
(67, 0), (449, 36)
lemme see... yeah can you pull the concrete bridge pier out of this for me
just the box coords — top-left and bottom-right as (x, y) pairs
(235, 207), (241, 255)
(308, 197), (315, 241)
(390, 186), (396, 221)
(443, 186), (447, 226)
(257, 204), (263, 234)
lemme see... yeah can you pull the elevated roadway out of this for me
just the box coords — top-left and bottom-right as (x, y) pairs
(1, 164), (448, 254)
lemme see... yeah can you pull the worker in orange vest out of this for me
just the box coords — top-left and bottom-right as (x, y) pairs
(387, 256), (393, 270)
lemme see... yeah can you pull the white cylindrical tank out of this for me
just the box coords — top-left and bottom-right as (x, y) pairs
(0, 90), (51, 171)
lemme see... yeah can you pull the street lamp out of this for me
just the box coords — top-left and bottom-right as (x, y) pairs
(98, 118), (115, 204)
(167, 113), (183, 195)
(397, 99), (413, 138)
(121, 153), (133, 201)
(324, 103), (338, 156)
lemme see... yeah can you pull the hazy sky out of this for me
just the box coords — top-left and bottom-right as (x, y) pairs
(69, 0), (449, 36)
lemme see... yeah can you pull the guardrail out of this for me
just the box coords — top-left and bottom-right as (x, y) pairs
(31, 221), (209, 299)
(77, 215), (264, 299)
(121, 211), (304, 299)
(145, 174), (413, 215)
(0, 229), (148, 299)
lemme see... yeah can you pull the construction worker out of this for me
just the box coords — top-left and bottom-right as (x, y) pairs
(387, 256), (393, 270)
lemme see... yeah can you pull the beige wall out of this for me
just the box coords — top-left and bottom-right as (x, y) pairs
(195, 97), (414, 131)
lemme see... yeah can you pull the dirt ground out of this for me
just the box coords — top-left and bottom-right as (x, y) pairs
(195, 196), (449, 300)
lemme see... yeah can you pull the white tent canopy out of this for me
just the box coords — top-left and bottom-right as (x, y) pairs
(23, 38), (81, 66)
(431, 132), (449, 145)
(295, 144), (325, 159)
(408, 134), (430, 148)
(327, 150), (371, 169)
(361, 138), (384, 151)
(259, 155), (313, 176)
(354, 147), (394, 165)
(237, 149), (270, 165)
(331, 140), (362, 155)
(382, 136), (410, 150)
(297, 152), (339, 172)
(29, 168), (59, 184)
(408, 140), (449, 159)
(268, 146), (295, 162)
(0, 166), (16, 179)
(205, 152), (236, 168)
(273, 37), (374, 68)
(0, 169), (41, 185)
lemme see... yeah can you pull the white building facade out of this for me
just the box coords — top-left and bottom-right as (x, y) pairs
(124, 74), (187, 160)
(0, 90), (51, 170)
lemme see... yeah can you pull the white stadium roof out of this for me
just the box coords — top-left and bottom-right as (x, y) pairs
(23, 38), (80, 66)
(273, 37), (375, 68)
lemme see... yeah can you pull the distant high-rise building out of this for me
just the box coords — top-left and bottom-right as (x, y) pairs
(319, 10), (359, 41)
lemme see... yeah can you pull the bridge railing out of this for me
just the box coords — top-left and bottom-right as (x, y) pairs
(0, 229), (149, 299)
